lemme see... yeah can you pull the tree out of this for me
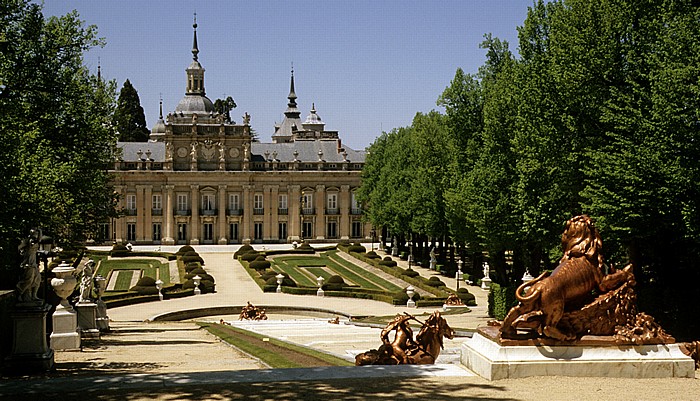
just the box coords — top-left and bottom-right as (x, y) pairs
(0, 1), (118, 279)
(213, 96), (236, 123)
(113, 79), (149, 142)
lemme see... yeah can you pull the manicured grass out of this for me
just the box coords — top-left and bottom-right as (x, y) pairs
(114, 270), (139, 291)
(199, 323), (353, 368)
(326, 251), (403, 292)
(97, 257), (173, 291)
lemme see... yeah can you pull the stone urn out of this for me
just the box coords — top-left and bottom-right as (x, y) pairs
(51, 262), (77, 310)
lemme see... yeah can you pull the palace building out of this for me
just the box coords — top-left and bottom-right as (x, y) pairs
(107, 20), (367, 245)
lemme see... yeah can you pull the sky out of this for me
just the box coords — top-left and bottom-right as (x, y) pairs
(41, 1), (534, 150)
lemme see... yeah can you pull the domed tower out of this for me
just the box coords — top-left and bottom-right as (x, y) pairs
(302, 103), (325, 133)
(272, 67), (303, 143)
(174, 14), (214, 115)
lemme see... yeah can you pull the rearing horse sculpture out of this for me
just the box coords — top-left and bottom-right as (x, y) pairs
(355, 311), (455, 365)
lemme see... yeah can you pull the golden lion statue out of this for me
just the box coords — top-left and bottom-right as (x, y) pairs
(500, 215), (633, 341)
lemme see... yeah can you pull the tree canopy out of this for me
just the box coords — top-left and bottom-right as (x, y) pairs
(358, 0), (700, 339)
(0, 1), (118, 276)
(113, 79), (149, 142)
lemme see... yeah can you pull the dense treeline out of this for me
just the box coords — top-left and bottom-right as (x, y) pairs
(357, 0), (700, 339)
(0, 1), (118, 278)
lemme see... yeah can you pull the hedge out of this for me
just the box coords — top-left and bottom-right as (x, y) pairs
(234, 244), (255, 258)
(401, 268), (420, 278)
(249, 259), (271, 270)
(240, 252), (261, 262)
(488, 282), (519, 320)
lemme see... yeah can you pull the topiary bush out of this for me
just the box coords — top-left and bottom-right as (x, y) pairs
(129, 276), (159, 295)
(393, 288), (422, 304)
(240, 252), (261, 262)
(260, 270), (286, 281)
(234, 244), (255, 258)
(265, 276), (297, 287)
(379, 258), (397, 267)
(323, 275), (347, 291)
(457, 287), (477, 306)
(110, 244), (130, 257)
(185, 262), (201, 272)
(176, 245), (195, 255)
(426, 276), (446, 287)
(365, 251), (380, 259)
(249, 258), (271, 270)
(401, 268), (420, 278)
(183, 278), (215, 293)
(348, 244), (366, 253)
(488, 283), (518, 320)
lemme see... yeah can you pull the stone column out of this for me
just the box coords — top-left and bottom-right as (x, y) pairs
(144, 185), (153, 243)
(135, 185), (146, 242)
(263, 185), (277, 242)
(163, 184), (175, 244)
(315, 184), (325, 240)
(288, 184), (301, 241)
(340, 185), (350, 240)
(114, 185), (125, 243)
(190, 184), (200, 245)
(242, 184), (254, 243)
(217, 184), (227, 244)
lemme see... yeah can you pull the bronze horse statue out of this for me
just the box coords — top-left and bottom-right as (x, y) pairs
(355, 311), (455, 365)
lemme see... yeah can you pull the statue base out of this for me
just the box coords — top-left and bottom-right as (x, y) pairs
(50, 304), (80, 350)
(461, 327), (695, 380)
(75, 302), (100, 339)
(95, 299), (110, 332)
(3, 303), (54, 374)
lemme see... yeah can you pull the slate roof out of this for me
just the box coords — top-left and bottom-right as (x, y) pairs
(118, 141), (166, 162)
(251, 140), (365, 163)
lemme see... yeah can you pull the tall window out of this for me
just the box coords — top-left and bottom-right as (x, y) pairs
(177, 223), (187, 241)
(229, 223), (238, 242)
(302, 192), (313, 214)
(177, 194), (188, 211)
(254, 222), (263, 240)
(99, 223), (110, 242)
(278, 222), (287, 240)
(126, 194), (136, 210)
(352, 221), (362, 238)
(152, 194), (162, 210)
(228, 193), (240, 210)
(302, 221), (313, 239)
(127, 223), (136, 241)
(203, 223), (213, 241)
(202, 194), (215, 211)
(254, 194), (263, 214)
(278, 194), (288, 210)
(351, 192), (359, 211)
(327, 193), (338, 211)
(327, 221), (337, 239)
(152, 223), (162, 242)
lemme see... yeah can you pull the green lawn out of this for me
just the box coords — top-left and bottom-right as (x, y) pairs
(270, 251), (403, 292)
(96, 257), (173, 291)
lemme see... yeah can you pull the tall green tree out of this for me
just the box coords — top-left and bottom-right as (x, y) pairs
(113, 79), (149, 142)
(213, 95), (236, 123)
(0, 1), (118, 278)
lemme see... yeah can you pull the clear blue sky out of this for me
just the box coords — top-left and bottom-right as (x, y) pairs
(41, 1), (533, 150)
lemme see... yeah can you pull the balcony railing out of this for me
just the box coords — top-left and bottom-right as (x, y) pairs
(302, 207), (315, 215)
(351, 208), (363, 215)
(201, 208), (217, 216)
(325, 208), (340, 215)
(125, 209), (137, 216)
(175, 209), (191, 216)
(227, 208), (243, 216)
(151, 208), (163, 216)
(253, 208), (264, 215)
(278, 208), (288, 215)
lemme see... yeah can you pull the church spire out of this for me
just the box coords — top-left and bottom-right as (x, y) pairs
(192, 12), (199, 61)
(159, 95), (163, 120)
(287, 63), (297, 109)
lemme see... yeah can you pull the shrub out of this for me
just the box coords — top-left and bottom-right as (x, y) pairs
(348, 245), (366, 253)
(365, 251), (380, 259)
(323, 275), (347, 291)
(457, 287), (477, 306)
(240, 252), (260, 262)
(184, 272), (214, 283)
(182, 254), (204, 264)
(265, 276), (297, 287)
(298, 241), (314, 251)
(488, 283), (518, 320)
(176, 245), (195, 255)
(393, 288), (422, 304)
(186, 267), (207, 276)
(183, 278), (215, 293)
(234, 244), (255, 258)
(426, 276), (446, 287)
(185, 262), (201, 272)
(401, 268), (420, 278)
(260, 270), (287, 281)
(110, 244), (130, 257)
(338, 239), (350, 247)
(129, 276), (159, 295)
(379, 258), (397, 267)
(249, 259), (271, 270)
(399, 251), (408, 260)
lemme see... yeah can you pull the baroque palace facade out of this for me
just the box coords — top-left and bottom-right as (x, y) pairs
(107, 21), (368, 245)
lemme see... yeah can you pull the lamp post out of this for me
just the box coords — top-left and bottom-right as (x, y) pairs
(456, 258), (463, 291)
(370, 228), (376, 252)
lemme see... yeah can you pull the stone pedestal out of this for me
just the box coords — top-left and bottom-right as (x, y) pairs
(480, 276), (492, 290)
(50, 303), (80, 350)
(4, 302), (54, 374)
(75, 302), (100, 339)
(95, 299), (110, 331)
(461, 327), (695, 380)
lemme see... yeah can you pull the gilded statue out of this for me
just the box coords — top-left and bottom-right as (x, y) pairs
(239, 301), (268, 321)
(500, 215), (672, 344)
(355, 311), (455, 365)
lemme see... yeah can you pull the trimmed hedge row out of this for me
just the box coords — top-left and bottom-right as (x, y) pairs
(488, 282), (518, 320)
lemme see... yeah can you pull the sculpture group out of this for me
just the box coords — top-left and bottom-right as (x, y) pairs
(355, 311), (454, 365)
(499, 215), (673, 345)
